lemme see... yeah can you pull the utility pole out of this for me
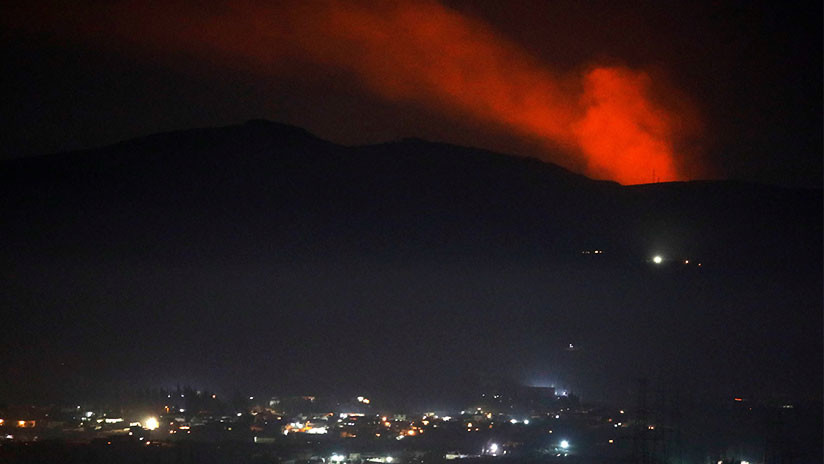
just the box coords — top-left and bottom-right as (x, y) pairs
(634, 378), (650, 464)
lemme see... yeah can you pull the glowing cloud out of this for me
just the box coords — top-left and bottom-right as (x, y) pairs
(9, 0), (703, 184)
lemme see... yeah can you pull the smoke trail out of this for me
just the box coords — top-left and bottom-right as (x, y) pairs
(8, 0), (701, 184)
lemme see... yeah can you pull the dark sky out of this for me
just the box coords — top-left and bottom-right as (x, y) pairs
(2, 0), (821, 187)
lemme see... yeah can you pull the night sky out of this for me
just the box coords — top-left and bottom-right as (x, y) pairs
(2, 0), (822, 186)
(0, 1), (822, 409)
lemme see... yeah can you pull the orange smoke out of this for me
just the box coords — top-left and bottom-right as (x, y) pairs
(9, 0), (701, 184)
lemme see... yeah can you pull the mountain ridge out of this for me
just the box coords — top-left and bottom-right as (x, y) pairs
(0, 119), (820, 404)
(5, 119), (820, 195)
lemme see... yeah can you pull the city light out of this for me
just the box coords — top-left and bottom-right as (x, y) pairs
(144, 417), (159, 430)
(330, 454), (345, 462)
(653, 255), (663, 264)
(560, 440), (570, 449)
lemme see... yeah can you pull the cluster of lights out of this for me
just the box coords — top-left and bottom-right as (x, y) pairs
(651, 254), (702, 267)
(580, 249), (604, 254)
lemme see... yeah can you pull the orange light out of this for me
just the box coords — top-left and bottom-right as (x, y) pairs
(734, 397), (743, 402)
(14, 2), (703, 185)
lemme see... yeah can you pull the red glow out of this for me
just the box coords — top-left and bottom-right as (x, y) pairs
(9, 0), (703, 184)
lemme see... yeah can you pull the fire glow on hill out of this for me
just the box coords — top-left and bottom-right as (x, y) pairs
(10, 0), (703, 184)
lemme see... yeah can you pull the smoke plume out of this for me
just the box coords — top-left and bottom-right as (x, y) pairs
(10, 0), (702, 184)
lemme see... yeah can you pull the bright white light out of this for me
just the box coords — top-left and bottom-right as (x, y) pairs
(653, 255), (663, 264)
(330, 454), (345, 463)
(144, 417), (159, 431)
(386, 457), (393, 463)
(560, 440), (570, 449)
(523, 419), (530, 425)
(489, 443), (499, 453)
(741, 461), (750, 464)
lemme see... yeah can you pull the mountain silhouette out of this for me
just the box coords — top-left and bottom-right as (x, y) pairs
(1, 120), (820, 406)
